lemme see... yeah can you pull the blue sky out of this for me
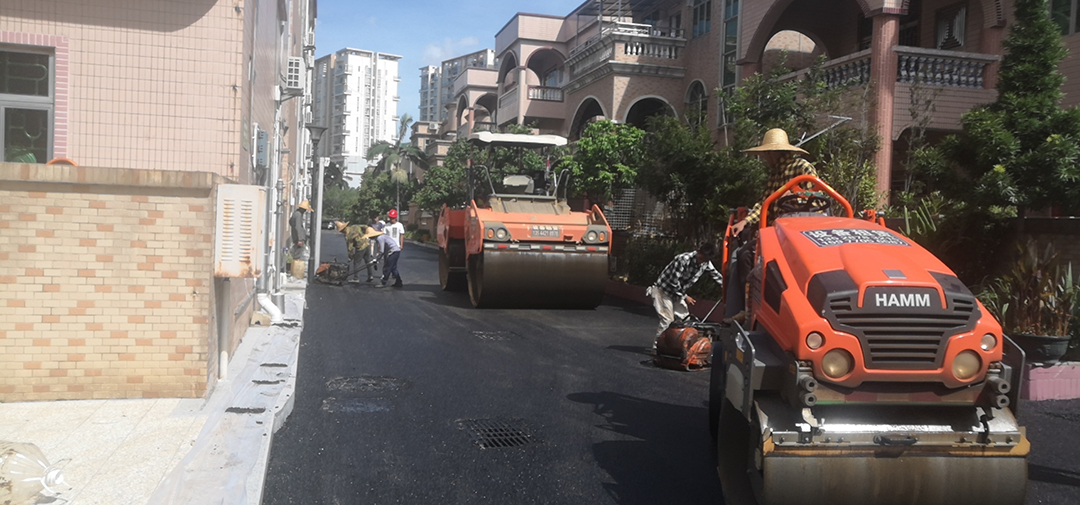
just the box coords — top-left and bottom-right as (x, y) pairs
(314, 0), (588, 125)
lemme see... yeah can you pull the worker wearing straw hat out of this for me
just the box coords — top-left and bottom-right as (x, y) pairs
(289, 200), (313, 259)
(337, 221), (378, 283)
(729, 128), (820, 236)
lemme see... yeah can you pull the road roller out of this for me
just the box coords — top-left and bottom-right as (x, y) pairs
(710, 174), (1028, 505)
(436, 132), (611, 309)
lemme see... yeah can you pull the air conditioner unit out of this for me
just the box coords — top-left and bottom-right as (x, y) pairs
(285, 57), (304, 95)
(214, 185), (266, 278)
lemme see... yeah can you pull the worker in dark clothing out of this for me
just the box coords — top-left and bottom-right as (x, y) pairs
(289, 200), (312, 259)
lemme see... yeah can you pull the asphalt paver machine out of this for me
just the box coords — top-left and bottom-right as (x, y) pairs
(437, 131), (611, 309)
(710, 175), (1028, 505)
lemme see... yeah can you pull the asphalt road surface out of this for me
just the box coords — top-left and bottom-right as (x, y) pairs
(264, 234), (722, 504)
(264, 234), (1080, 504)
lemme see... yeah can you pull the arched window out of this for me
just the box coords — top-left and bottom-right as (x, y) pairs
(686, 81), (707, 126)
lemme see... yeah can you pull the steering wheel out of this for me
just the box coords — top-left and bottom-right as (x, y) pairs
(775, 191), (831, 216)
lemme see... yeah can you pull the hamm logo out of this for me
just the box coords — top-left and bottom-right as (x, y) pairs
(875, 292), (932, 308)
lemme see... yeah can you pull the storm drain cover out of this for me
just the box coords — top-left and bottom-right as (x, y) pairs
(327, 376), (410, 394)
(321, 397), (391, 414)
(472, 330), (518, 341)
(457, 418), (539, 449)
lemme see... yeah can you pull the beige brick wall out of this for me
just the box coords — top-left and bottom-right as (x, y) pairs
(0, 163), (226, 401)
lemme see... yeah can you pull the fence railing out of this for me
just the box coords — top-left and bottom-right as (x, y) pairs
(894, 46), (998, 88)
(528, 86), (563, 102)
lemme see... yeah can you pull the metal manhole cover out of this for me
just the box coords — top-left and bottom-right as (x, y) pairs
(472, 330), (518, 341)
(327, 376), (410, 394)
(457, 418), (539, 449)
(321, 397), (391, 414)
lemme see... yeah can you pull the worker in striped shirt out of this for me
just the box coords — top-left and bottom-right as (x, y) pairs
(647, 243), (724, 342)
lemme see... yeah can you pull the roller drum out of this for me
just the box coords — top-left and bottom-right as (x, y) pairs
(439, 240), (467, 292)
(467, 250), (607, 308)
(760, 452), (1027, 505)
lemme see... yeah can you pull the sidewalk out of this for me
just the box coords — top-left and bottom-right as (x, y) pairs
(0, 282), (306, 505)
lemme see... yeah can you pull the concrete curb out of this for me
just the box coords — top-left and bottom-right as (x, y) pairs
(406, 238), (440, 250)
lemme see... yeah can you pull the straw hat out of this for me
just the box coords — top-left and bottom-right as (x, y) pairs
(335, 221), (349, 233)
(361, 228), (383, 240)
(742, 128), (808, 155)
(298, 200), (313, 212)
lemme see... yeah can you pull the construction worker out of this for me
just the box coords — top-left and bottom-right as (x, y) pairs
(336, 221), (377, 283)
(384, 209), (405, 249)
(729, 128), (820, 236)
(373, 230), (403, 288)
(647, 243), (723, 347)
(289, 200), (312, 259)
(726, 128), (822, 319)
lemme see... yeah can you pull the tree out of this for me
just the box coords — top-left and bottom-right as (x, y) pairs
(323, 161), (349, 190)
(558, 120), (644, 204)
(365, 114), (429, 211)
(932, 0), (1080, 213)
(321, 185), (359, 220)
(412, 139), (475, 214)
(349, 172), (417, 224)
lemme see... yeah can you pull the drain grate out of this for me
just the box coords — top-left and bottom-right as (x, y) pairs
(472, 330), (518, 341)
(457, 418), (539, 449)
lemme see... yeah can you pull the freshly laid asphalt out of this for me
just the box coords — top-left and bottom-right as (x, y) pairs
(262, 234), (723, 504)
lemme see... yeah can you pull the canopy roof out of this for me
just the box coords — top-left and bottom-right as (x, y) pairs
(468, 131), (568, 149)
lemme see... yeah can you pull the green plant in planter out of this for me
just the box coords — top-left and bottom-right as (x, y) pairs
(979, 239), (1078, 363)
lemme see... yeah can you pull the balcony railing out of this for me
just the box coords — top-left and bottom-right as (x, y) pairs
(569, 21), (685, 58)
(895, 46), (998, 88)
(528, 86), (563, 102)
(776, 46), (998, 90)
(499, 83), (518, 108)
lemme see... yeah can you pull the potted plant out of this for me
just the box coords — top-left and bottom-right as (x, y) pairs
(980, 239), (1078, 364)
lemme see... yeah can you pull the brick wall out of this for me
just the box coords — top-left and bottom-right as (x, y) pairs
(0, 162), (231, 402)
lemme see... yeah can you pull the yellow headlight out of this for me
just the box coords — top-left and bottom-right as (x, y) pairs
(953, 350), (982, 380)
(486, 228), (494, 239)
(822, 349), (854, 379)
(495, 228), (508, 240)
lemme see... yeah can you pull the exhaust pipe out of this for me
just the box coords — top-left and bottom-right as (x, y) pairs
(257, 292), (284, 324)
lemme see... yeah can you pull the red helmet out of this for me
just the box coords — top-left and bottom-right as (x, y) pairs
(388, 209), (398, 219)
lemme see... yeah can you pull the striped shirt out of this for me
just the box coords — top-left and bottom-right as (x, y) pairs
(744, 153), (819, 226)
(654, 251), (724, 298)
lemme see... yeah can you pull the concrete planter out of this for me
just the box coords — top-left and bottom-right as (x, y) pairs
(1022, 362), (1080, 400)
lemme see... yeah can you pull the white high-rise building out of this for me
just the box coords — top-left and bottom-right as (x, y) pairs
(419, 66), (441, 123)
(417, 49), (497, 125)
(312, 48), (401, 188)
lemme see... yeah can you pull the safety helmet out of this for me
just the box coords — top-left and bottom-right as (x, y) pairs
(388, 209), (398, 219)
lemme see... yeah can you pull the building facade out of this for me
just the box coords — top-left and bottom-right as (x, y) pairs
(312, 48), (401, 188)
(0, 0), (317, 401)
(419, 65), (441, 122)
(441, 0), (1070, 201)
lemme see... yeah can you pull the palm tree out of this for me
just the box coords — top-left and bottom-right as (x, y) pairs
(365, 114), (429, 212)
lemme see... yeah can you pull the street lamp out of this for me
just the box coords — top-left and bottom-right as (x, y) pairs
(305, 124), (328, 281)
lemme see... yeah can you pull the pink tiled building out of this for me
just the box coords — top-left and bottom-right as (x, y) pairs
(0, 0), (318, 401)
(441, 0), (1079, 199)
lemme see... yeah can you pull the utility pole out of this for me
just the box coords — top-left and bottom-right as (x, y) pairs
(305, 124), (327, 281)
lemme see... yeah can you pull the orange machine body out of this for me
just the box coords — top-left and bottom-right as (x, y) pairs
(746, 175), (1003, 390)
(464, 199), (611, 257)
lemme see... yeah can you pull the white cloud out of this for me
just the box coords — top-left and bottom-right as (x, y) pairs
(421, 37), (481, 65)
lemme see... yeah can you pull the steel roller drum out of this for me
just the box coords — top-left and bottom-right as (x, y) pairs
(758, 452), (1028, 505)
(467, 250), (607, 309)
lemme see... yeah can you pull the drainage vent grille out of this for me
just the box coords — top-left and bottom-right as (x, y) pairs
(457, 418), (538, 449)
(472, 330), (517, 341)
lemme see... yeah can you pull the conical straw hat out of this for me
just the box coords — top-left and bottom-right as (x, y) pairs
(742, 128), (808, 154)
(335, 221), (349, 233)
(361, 228), (383, 240)
(298, 200), (313, 211)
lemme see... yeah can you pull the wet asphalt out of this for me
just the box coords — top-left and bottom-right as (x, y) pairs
(263, 233), (723, 504)
(263, 233), (1080, 505)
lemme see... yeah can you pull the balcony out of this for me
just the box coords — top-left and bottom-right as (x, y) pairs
(528, 86), (563, 102)
(776, 46), (999, 133)
(499, 82), (518, 108)
(565, 21), (686, 94)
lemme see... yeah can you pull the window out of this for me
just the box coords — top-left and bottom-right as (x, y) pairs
(935, 4), (967, 50)
(686, 81), (707, 126)
(719, 0), (739, 125)
(1, 48), (53, 163)
(692, 0), (711, 38)
(1051, 0), (1080, 35)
